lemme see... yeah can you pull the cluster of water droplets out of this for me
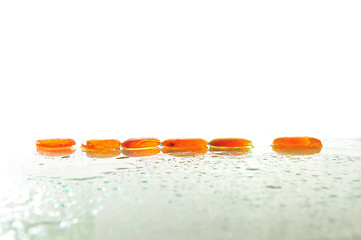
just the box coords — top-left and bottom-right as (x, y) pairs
(1, 139), (361, 240)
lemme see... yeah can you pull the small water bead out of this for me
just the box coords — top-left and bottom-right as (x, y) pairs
(266, 185), (282, 189)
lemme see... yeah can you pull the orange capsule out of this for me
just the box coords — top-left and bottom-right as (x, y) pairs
(161, 138), (208, 148)
(209, 147), (251, 156)
(209, 138), (252, 148)
(36, 139), (76, 148)
(162, 147), (208, 157)
(85, 149), (121, 158)
(81, 139), (121, 151)
(122, 147), (160, 157)
(121, 138), (160, 149)
(37, 147), (76, 157)
(272, 137), (323, 149)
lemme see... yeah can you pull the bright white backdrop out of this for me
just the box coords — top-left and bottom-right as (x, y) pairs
(0, 0), (360, 154)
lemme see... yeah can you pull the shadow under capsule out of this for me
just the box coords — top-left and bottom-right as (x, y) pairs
(122, 147), (161, 157)
(36, 147), (76, 157)
(83, 149), (121, 158)
(161, 146), (208, 157)
(209, 146), (252, 156)
(272, 146), (322, 155)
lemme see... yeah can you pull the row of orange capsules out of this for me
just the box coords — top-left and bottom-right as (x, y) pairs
(35, 137), (323, 158)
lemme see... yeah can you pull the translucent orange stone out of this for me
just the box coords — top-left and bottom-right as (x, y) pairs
(85, 149), (121, 158)
(161, 138), (208, 148)
(121, 138), (160, 149)
(209, 147), (251, 156)
(122, 147), (160, 157)
(162, 147), (208, 157)
(81, 139), (121, 151)
(37, 147), (75, 157)
(272, 137), (323, 149)
(36, 139), (76, 148)
(209, 138), (252, 148)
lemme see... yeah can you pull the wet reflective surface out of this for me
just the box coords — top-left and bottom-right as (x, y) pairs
(1, 139), (361, 240)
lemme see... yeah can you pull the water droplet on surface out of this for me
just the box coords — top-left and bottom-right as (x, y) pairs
(266, 185), (282, 189)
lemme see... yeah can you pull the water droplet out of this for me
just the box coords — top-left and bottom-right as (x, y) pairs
(72, 218), (79, 224)
(266, 185), (282, 189)
(60, 221), (71, 228)
(88, 209), (100, 216)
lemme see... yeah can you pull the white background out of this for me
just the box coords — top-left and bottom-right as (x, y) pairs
(0, 0), (360, 155)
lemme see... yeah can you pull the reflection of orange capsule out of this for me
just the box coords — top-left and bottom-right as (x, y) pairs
(272, 137), (323, 149)
(209, 147), (251, 156)
(81, 139), (121, 151)
(209, 138), (252, 148)
(161, 138), (208, 148)
(162, 147), (208, 157)
(85, 149), (121, 158)
(122, 138), (160, 149)
(36, 139), (76, 148)
(122, 147), (160, 157)
(37, 147), (76, 157)
(272, 146), (322, 155)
